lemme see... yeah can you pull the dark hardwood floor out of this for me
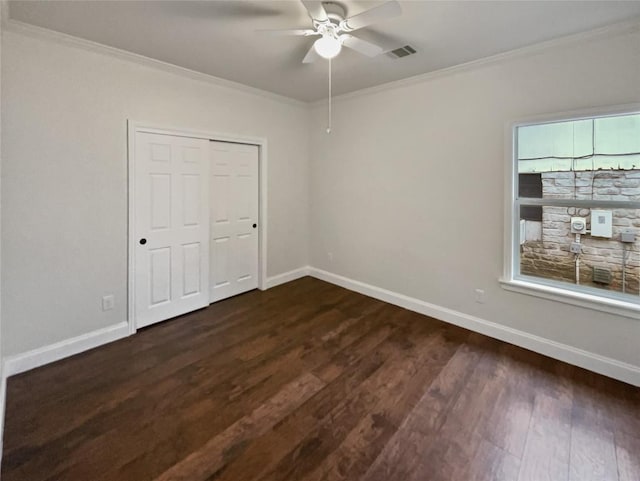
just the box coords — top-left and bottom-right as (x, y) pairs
(2, 277), (639, 481)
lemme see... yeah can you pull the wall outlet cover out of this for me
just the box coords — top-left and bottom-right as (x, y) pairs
(102, 295), (115, 311)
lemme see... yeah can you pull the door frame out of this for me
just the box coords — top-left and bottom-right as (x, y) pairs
(127, 120), (268, 335)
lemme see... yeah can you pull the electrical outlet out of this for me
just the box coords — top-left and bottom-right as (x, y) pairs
(474, 289), (485, 304)
(570, 242), (582, 254)
(102, 295), (115, 311)
(327, 252), (333, 263)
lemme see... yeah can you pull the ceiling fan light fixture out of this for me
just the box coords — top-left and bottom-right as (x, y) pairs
(313, 35), (342, 59)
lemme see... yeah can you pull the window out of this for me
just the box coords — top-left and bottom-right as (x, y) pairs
(502, 109), (640, 317)
(518, 174), (542, 221)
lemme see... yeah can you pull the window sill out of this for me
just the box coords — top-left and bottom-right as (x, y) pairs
(499, 278), (640, 320)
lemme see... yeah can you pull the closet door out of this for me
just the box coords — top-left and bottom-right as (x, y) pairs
(210, 141), (259, 302)
(134, 132), (210, 328)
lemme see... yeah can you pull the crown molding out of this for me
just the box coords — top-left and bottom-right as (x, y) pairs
(4, 13), (640, 110)
(3, 19), (307, 109)
(311, 16), (640, 108)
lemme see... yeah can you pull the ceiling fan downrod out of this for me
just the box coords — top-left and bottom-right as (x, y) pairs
(327, 57), (332, 134)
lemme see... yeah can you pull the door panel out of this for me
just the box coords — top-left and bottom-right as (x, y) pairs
(149, 247), (171, 305)
(150, 142), (171, 162)
(212, 236), (231, 287)
(182, 146), (201, 164)
(182, 242), (202, 296)
(150, 174), (171, 230)
(210, 141), (259, 302)
(212, 174), (230, 223)
(182, 174), (200, 226)
(135, 132), (210, 328)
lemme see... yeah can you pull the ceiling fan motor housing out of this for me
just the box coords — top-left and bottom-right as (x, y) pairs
(273, 0), (403, 62)
(322, 2), (347, 23)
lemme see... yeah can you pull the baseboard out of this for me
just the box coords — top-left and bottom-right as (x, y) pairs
(0, 359), (5, 463)
(3, 268), (638, 387)
(2, 267), (311, 377)
(308, 267), (640, 387)
(265, 266), (310, 289)
(3, 322), (130, 377)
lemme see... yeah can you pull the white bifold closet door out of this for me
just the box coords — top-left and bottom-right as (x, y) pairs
(134, 132), (210, 328)
(210, 141), (259, 302)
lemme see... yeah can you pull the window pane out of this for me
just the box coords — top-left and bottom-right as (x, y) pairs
(517, 113), (640, 201)
(519, 206), (640, 298)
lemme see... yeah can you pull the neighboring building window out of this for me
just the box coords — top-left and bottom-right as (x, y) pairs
(519, 174), (543, 221)
(507, 110), (640, 310)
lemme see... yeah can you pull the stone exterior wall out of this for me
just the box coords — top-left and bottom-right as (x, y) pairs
(521, 170), (640, 294)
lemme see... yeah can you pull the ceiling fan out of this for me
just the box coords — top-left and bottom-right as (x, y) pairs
(261, 0), (402, 62)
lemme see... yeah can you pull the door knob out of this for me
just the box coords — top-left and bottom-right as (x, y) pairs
(253, 224), (257, 228)
(139, 238), (147, 245)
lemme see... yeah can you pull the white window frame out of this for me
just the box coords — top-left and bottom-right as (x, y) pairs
(500, 103), (640, 320)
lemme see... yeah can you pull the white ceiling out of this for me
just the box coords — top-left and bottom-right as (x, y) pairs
(8, 0), (640, 102)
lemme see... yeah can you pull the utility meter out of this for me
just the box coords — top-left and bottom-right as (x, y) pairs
(570, 217), (587, 234)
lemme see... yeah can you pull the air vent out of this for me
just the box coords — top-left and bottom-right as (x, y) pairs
(387, 45), (417, 59)
(592, 266), (612, 285)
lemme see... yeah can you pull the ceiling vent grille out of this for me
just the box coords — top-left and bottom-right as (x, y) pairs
(592, 266), (612, 285)
(387, 45), (417, 59)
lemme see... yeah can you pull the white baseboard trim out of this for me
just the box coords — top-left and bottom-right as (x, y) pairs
(265, 266), (310, 289)
(308, 267), (640, 387)
(3, 268), (638, 387)
(2, 266), (312, 378)
(0, 360), (6, 461)
(3, 322), (130, 377)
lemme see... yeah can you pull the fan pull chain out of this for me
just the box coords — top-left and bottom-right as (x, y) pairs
(327, 57), (332, 134)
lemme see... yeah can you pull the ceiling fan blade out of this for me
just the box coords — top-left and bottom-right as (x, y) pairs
(301, 0), (328, 22)
(302, 43), (320, 63)
(340, 0), (401, 32)
(340, 34), (384, 57)
(256, 28), (318, 36)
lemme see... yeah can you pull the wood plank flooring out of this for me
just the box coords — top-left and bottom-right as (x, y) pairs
(2, 277), (639, 481)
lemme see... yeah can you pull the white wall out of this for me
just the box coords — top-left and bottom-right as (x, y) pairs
(309, 27), (640, 370)
(2, 19), (639, 381)
(1, 28), (310, 357)
(0, 0), (5, 453)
